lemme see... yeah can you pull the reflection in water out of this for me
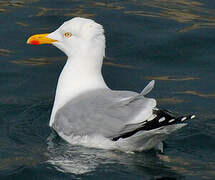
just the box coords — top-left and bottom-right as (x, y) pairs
(159, 154), (215, 179)
(145, 76), (199, 81)
(12, 56), (137, 69)
(180, 90), (215, 98)
(16, 22), (30, 27)
(36, 7), (95, 18)
(2, 0), (215, 33)
(104, 61), (136, 69)
(46, 132), (215, 179)
(0, 0), (40, 12)
(64, 9), (95, 18)
(0, 149), (47, 174)
(46, 133), (110, 174)
(0, 49), (13, 56)
(91, 2), (125, 10)
(125, 0), (215, 32)
(157, 98), (184, 104)
(46, 132), (182, 178)
(0, 1), (23, 9)
(4, 0), (214, 34)
(11, 0), (39, 3)
(179, 22), (215, 32)
(12, 57), (64, 66)
(16, 22), (49, 30)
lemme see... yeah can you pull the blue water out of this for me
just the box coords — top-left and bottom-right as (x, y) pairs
(0, 0), (215, 179)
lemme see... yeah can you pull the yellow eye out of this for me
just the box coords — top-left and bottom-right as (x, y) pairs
(64, 32), (72, 38)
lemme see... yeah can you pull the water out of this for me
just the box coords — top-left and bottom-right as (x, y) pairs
(0, 0), (215, 179)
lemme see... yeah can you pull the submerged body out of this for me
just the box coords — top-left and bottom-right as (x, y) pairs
(27, 17), (195, 152)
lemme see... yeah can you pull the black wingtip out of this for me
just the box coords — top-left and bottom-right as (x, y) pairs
(111, 110), (195, 142)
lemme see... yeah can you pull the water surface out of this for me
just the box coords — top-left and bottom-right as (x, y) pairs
(0, 0), (215, 179)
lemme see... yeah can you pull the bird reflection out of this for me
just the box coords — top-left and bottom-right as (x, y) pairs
(46, 131), (183, 179)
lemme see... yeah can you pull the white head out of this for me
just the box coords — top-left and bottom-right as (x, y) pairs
(27, 17), (105, 59)
(27, 18), (108, 127)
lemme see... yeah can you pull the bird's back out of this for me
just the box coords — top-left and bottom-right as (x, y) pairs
(52, 88), (156, 138)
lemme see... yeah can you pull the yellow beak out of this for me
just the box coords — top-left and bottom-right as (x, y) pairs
(27, 33), (58, 45)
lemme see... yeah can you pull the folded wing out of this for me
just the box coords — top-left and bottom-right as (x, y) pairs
(52, 81), (155, 138)
(52, 81), (194, 141)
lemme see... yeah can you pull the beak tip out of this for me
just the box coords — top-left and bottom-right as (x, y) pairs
(26, 37), (31, 44)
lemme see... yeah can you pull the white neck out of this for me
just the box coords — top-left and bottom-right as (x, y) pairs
(49, 46), (108, 126)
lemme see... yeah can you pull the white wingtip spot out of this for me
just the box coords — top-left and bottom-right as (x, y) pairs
(181, 117), (187, 121)
(169, 119), (175, 123)
(191, 115), (196, 119)
(159, 117), (165, 123)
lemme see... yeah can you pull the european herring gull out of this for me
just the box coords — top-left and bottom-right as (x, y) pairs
(27, 17), (195, 152)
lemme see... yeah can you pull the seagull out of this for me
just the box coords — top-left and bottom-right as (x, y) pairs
(27, 17), (195, 152)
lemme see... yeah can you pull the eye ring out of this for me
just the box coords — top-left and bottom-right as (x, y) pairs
(64, 32), (72, 38)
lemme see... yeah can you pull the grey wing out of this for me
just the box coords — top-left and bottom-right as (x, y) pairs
(52, 80), (195, 142)
(52, 86), (156, 139)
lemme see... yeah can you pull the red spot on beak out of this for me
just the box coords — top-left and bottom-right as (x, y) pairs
(31, 40), (40, 45)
